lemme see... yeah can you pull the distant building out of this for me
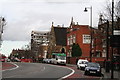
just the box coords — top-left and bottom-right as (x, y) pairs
(31, 31), (49, 59)
(10, 49), (31, 59)
(47, 22), (67, 58)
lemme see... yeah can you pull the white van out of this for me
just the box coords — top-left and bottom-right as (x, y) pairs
(51, 53), (66, 65)
(77, 59), (88, 70)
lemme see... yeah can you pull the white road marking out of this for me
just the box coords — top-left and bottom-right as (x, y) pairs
(41, 67), (45, 71)
(59, 67), (75, 79)
(49, 64), (75, 80)
(2, 62), (19, 72)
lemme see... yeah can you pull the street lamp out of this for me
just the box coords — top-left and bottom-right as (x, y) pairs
(0, 17), (6, 47)
(84, 6), (92, 62)
(111, 0), (114, 79)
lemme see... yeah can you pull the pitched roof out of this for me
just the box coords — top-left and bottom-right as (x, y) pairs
(54, 27), (67, 46)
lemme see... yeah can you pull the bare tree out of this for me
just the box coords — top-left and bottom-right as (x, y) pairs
(101, 0), (120, 20)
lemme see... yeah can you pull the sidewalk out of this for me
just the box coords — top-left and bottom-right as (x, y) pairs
(101, 68), (120, 80)
(65, 64), (101, 79)
(2, 62), (16, 70)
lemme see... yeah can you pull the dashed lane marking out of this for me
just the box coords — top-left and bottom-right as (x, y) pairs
(41, 67), (45, 71)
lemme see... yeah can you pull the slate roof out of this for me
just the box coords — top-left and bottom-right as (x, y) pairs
(54, 27), (67, 46)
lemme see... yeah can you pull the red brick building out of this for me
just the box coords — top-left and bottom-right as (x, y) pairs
(92, 29), (103, 57)
(66, 18), (91, 58)
(66, 18), (106, 64)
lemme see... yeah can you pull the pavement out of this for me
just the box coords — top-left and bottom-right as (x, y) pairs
(66, 64), (120, 80)
(65, 64), (101, 80)
(2, 62), (16, 70)
(100, 68), (120, 80)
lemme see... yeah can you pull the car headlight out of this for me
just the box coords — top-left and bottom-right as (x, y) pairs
(97, 69), (100, 72)
(86, 68), (89, 71)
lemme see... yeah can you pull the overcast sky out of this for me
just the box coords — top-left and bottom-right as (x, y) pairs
(0, 0), (112, 41)
(1, 0), (119, 56)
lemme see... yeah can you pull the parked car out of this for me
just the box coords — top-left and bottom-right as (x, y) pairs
(6, 58), (11, 62)
(0, 58), (5, 62)
(46, 59), (52, 64)
(84, 62), (101, 76)
(14, 58), (21, 62)
(43, 58), (48, 63)
(77, 59), (88, 70)
(50, 58), (54, 64)
(20, 59), (33, 62)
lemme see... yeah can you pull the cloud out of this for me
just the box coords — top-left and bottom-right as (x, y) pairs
(1, 0), (106, 41)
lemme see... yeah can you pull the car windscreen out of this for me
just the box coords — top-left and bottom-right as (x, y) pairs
(57, 56), (66, 60)
(82, 61), (88, 64)
(87, 63), (100, 67)
(80, 61), (88, 64)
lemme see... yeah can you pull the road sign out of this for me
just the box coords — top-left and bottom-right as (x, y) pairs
(114, 30), (120, 35)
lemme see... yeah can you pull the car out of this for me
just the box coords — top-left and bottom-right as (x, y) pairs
(0, 58), (5, 62)
(50, 58), (54, 64)
(84, 62), (101, 76)
(77, 59), (88, 70)
(43, 58), (48, 63)
(6, 58), (11, 62)
(14, 58), (21, 62)
(46, 59), (52, 64)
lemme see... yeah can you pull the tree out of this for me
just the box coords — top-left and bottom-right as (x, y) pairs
(71, 43), (82, 57)
(101, 0), (120, 20)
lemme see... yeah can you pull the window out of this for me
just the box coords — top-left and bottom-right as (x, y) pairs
(67, 37), (70, 45)
(83, 35), (91, 44)
(73, 35), (76, 43)
(70, 35), (73, 45)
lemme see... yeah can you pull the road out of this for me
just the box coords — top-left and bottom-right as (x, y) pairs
(2, 63), (72, 79)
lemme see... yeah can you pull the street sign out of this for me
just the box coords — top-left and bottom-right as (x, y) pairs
(114, 30), (120, 35)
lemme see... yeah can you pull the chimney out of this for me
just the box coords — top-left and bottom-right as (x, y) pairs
(62, 24), (64, 27)
(77, 22), (78, 25)
(57, 25), (60, 27)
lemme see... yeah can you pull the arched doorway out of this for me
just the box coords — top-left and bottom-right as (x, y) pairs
(61, 48), (65, 53)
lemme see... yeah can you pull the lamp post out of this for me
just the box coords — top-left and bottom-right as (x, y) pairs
(111, 0), (114, 79)
(0, 17), (5, 47)
(84, 6), (92, 62)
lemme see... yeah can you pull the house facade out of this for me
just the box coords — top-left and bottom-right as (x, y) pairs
(98, 15), (120, 59)
(66, 18), (91, 59)
(47, 22), (67, 58)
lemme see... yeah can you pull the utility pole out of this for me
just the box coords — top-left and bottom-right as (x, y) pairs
(111, 0), (114, 79)
(106, 20), (109, 60)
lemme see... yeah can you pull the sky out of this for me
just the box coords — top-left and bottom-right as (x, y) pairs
(0, 0), (117, 56)
(0, 41), (29, 56)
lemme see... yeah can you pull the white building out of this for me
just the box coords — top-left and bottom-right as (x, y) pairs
(31, 31), (49, 59)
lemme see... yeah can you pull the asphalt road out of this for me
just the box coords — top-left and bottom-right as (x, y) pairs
(2, 63), (72, 79)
